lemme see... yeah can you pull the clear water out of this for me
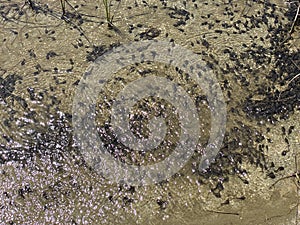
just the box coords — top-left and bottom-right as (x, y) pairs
(0, 0), (299, 224)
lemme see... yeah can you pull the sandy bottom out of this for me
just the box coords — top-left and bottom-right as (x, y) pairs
(0, 0), (299, 224)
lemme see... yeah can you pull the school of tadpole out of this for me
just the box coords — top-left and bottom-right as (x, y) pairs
(0, 0), (299, 224)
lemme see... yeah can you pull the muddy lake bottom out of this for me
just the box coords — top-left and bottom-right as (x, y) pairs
(0, 0), (299, 224)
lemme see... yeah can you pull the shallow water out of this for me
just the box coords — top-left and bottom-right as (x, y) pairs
(0, 0), (299, 224)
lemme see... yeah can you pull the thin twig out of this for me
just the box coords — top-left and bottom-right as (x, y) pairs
(25, 0), (91, 44)
(294, 152), (299, 225)
(277, 72), (300, 100)
(281, 1), (300, 44)
(289, 1), (300, 34)
(206, 210), (240, 216)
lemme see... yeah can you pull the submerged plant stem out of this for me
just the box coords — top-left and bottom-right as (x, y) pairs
(101, 0), (113, 25)
(60, 0), (66, 15)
